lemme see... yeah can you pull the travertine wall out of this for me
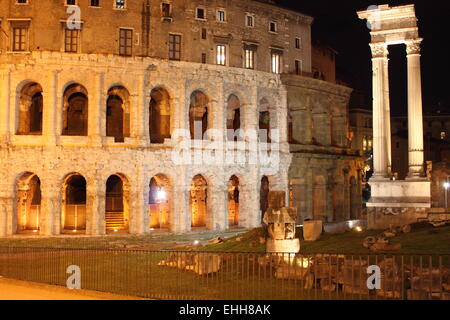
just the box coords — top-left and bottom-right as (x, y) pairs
(0, 51), (291, 236)
(282, 74), (364, 223)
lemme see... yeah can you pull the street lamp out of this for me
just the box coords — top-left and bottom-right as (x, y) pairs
(444, 182), (450, 209)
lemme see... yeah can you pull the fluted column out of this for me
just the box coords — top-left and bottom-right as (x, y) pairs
(383, 56), (392, 175)
(406, 39), (425, 178)
(369, 43), (390, 179)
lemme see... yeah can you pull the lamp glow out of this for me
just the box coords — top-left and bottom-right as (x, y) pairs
(444, 182), (450, 190)
(156, 189), (166, 202)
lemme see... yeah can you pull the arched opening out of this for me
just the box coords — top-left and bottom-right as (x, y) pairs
(62, 174), (87, 233)
(148, 174), (171, 230)
(227, 175), (240, 227)
(105, 174), (129, 233)
(62, 84), (88, 136)
(106, 86), (130, 143)
(259, 98), (271, 142)
(226, 94), (241, 141)
(150, 87), (171, 143)
(350, 176), (358, 220)
(18, 82), (43, 135)
(16, 173), (41, 234)
(190, 174), (208, 228)
(189, 90), (209, 140)
(260, 176), (270, 222)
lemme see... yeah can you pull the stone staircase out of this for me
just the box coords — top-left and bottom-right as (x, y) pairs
(105, 212), (125, 231)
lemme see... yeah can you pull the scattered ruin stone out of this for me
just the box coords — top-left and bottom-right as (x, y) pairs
(235, 237), (242, 242)
(370, 242), (401, 252)
(303, 220), (323, 242)
(259, 237), (266, 245)
(363, 236), (377, 248)
(263, 191), (300, 256)
(382, 231), (396, 238)
(402, 224), (412, 233)
(208, 237), (224, 244)
(158, 252), (222, 275)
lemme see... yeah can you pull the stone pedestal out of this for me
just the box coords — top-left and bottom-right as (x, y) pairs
(303, 220), (323, 241)
(367, 179), (431, 208)
(266, 238), (300, 254)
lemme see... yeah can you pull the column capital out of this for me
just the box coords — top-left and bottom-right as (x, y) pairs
(405, 38), (423, 55)
(369, 42), (388, 58)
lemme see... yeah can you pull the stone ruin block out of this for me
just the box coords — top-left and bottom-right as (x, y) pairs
(303, 220), (323, 241)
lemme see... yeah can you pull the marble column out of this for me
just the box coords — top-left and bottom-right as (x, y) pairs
(369, 43), (390, 179)
(383, 56), (392, 175)
(406, 39), (425, 178)
(172, 184), (190, 233)
(40, 181), (61, 235)
(210, 184), (228, 231)
(86, 177), (105, 235)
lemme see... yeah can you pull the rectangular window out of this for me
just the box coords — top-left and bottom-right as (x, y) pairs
(244, 48), (255, 69)
(269, 21), (277, 33)
(202, 53), (207, 64)
(271, 51), (282, 74)
(169, 34), (181, 60)
(295, 60), (302, 75)
(12, 27), (27, 51)
(216, 45), (226, 66)
(201, 28), (207, 40)
(115, 0), (125, 9)
(217, 10), (226, 22)
(16, 0), (28, 4)
(162, 3), (171, 17)
(67, 0), (76, 5)
(65, 29), (79, 53)
(246, 14), (254, 27)
(90, 0), (100, 6)
(196, 8), (206, 20)
(119, 28), (133, 56)
(295, 37), (301, 49)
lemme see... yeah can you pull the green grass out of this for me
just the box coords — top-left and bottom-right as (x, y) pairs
(197, 225), (450, 255)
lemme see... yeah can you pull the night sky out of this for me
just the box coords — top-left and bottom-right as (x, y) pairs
(276, 0), (450, 115)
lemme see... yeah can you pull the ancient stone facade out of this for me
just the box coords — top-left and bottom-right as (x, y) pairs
(0, 0), (363, 236)
(284, 75), (364, 223)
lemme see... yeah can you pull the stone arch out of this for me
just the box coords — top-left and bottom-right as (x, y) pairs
(105, 173), (130, 233)
(150, 87), (172, 143)
(189, 90), (210, 140)
(313, 174), (327, 221)
(190, 174), (208, 228)
(148, 174), (172, 230)
(15, 172), (41, 233)
(226, 94), (241, 141)
(62, 173), (87, 233)
(349, 176), (358, 220)
(227, 175), (240, 227)
(258, 97), (276, 142)
(62, 83), (88, 136)
(17, 82), (43, 135)
(106, 86), (131, 143)
(260, 175), (270, 222)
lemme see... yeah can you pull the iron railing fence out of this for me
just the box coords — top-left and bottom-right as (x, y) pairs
(0, 247), (448, 300)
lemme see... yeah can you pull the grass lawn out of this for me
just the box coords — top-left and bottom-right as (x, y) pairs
(197, 225), (450, 255)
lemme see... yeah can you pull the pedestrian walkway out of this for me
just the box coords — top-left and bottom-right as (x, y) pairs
(0, 277), (143, 300)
